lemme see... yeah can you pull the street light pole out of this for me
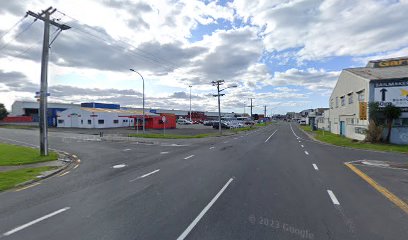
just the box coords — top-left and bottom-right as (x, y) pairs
(189, 85), (192, 122)
(130, 69), (145, 134)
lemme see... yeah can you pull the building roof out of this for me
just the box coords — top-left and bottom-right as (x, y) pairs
(345, 65), (408, 80)
(79, 107), (158, 116)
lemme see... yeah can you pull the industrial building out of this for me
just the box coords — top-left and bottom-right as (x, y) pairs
(8, 100), (240, 128)
(327, 57), (408, 144)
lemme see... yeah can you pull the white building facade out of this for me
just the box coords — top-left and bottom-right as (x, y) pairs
(328, 57), (408, 144)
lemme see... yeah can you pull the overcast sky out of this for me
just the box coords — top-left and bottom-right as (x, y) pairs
(1, 0), (408, 114)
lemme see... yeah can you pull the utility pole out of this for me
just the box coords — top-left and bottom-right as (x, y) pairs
(264, 105), (267, 118)
(27, 7), (70, 156)
(248, 98), (255, 119)
(212, 80), (225, 135)
(189, 85), (192, 122)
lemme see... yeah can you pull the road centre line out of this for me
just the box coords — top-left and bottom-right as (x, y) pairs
(345, 163), (408, 214)
(130, 169), (160, 182)
(123, 148), (132, 151)
(264, 129), (278, 143)
(304, 151), (309, 155)
(301, 145), (304, 148)
(176, 178), (234, 240)
(312, 164), (319, 170)
(327, 190), (340, 205)
(184, 155), (195, 160)
(160, 152), (169, 154)
(2, 207), (70, 237)
(209, 146), (215, 149)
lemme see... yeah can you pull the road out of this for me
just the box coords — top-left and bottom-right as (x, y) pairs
(0, 122), (407, 239)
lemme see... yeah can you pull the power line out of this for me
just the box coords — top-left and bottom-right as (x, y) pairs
(0, 15), (27, 40)
(56, 10), (180, 71)
(0, 18), (38, 53)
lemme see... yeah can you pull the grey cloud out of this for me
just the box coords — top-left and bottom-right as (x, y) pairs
(0, 1), (25, 15)
(168, 91), (202, 99)
(0, 70), (38, 93)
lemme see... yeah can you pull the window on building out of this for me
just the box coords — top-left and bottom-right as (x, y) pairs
(123, 119), (128, 123)
(98, 119), (104, 124)
(58, 119), (64, 124)
(348, 93), (353, 104)
(357, 90), (365, 102)
(88, 120), (92, 124)
(340, 96), (345, 106)
(113, 119), (119, 124)
(336, 97), (339, 108)
(330, 99), (334, 109)
(81, 120), (83, 124)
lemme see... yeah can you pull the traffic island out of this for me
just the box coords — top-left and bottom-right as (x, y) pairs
(0, 142), (74, 191)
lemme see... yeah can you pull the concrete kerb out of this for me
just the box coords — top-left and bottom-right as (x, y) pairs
(13, 151), (78, 189)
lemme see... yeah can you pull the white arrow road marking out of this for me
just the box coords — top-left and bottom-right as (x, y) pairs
(2, 207), (70, 236)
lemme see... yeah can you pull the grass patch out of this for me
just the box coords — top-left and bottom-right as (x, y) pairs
(0, 166), (57, 191)
(0, 143), (58, 166)
(298, 125), (408, 153)
(0, 125), (36, 129)
(128, 133), (219, 139)
(255, 122), (272, 127)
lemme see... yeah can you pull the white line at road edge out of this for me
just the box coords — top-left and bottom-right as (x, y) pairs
(289, 124), (300, 138)
(2, 207), (70, 236)
(184, 155), (195, 159)
(130, 169), (160, 182)
(312, 164), (319, 170)
(264, 129), (278, 143)
(327, 190), (340, 205)
(176, 178), (234, 240)
(304, 151), (309, 155)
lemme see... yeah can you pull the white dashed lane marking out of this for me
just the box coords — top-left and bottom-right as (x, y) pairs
(304, 151), (309, 155)
(184, 155), (195, 160)
(327, 190), (340, 205)
(312, 164), (319, 170)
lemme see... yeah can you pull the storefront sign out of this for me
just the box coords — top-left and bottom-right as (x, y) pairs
(359, 102), (367, 120)
(373, 58), (408, 68)
(373, 79), (408, 110)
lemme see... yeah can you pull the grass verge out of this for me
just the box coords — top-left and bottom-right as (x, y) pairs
(0, 166), (57, 191)
(299, 125), (408, 153)
(0, 143), (58, 166)
(0, 125), (36, 129)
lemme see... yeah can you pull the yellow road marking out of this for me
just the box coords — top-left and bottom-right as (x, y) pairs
(345, 163), (408, 215)
(15, 182), (41, 192)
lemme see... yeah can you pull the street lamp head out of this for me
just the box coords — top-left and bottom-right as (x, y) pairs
(129, 68), (135, 72)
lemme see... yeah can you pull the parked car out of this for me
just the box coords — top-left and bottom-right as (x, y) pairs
(177, 119), (192, 125)
(299, 120), (307, 125)
(203, 120), (214, 126)
(212, 121), (230, 129)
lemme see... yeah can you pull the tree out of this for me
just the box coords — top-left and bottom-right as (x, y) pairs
(368, 102), (381, 124)
(0, 103), (8, 120)
(383, 104), (401, 143)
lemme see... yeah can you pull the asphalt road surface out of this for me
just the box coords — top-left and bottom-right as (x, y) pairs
(0, 122), (407, 239)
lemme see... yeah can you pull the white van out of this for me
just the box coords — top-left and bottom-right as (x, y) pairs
(177, 119), (192, 125)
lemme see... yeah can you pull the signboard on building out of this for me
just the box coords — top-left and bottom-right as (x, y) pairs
(373, 58), (408, 68)
(373, 79), (408, 110)
(359, 102), (367, 120)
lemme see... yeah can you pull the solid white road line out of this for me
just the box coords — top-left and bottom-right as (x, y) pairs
(176, 178), (234, 240)
(264, 129), (278, 143)
(160, 151), (169, 154)
(209, 146), (215, 149)
(312, 164), (319, 170)
(304, 151), (309, 155)
(73, 164), (79, 169)
(15, 183), (41, 192)
(301, 145), (304, 148)
(2, 207), (70, 236)
(289, 124), (300, 138)
(59, 171), (70, 177)
(184, 155), (195, 160)
(327, 190), (340, 205)
(130, 169), (160, 182)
